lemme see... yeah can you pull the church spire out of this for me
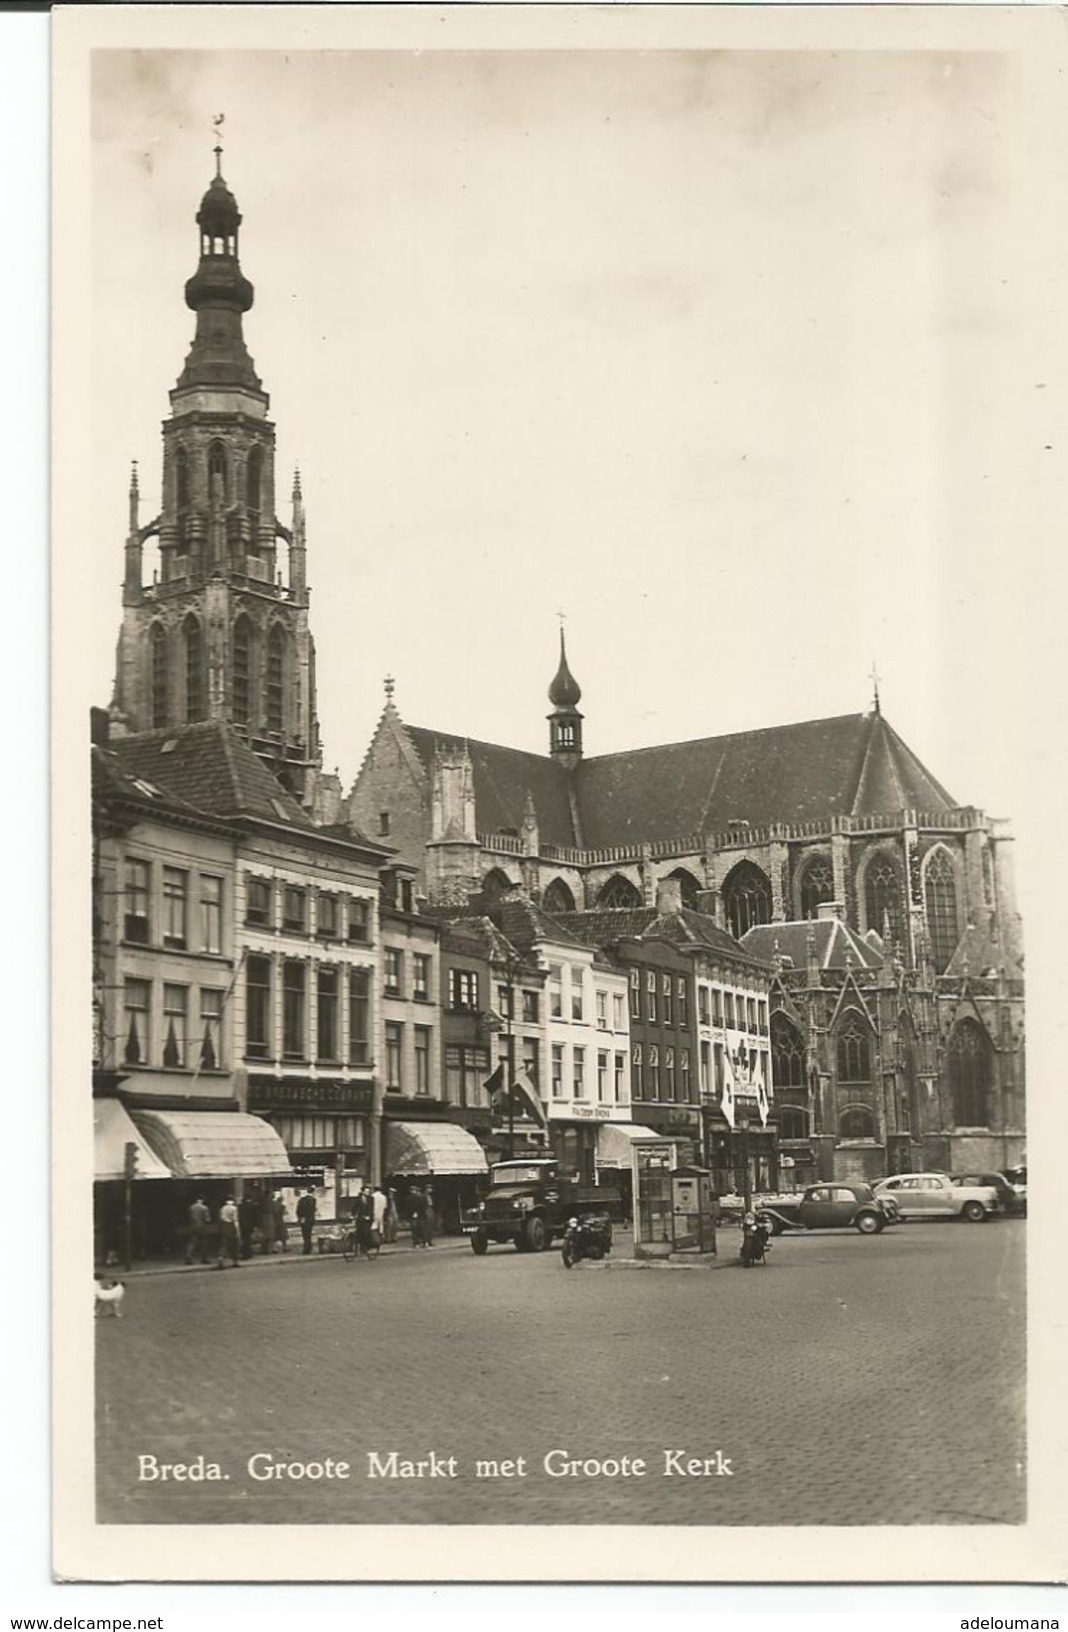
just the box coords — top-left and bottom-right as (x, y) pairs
(174, 139), (263, 397)
(547, 624), (583, 768)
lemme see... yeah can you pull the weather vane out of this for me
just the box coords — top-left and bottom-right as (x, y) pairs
(212, 112), (225, 174)
(869, 660), (881, 715)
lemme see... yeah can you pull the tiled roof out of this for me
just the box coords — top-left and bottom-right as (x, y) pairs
(495, 897), (591, 957)
(742, 919), (884, 971)
(559, 906), (765, 968)
(573, 711), (957, 847)
(91, 743), (216, 825)
(438, 916), (525, 967)
(110, 723), (317, 830)
(403, 726), (577, 847)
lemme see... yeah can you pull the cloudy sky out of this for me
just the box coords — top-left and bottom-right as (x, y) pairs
(89, 43), (1029, 820)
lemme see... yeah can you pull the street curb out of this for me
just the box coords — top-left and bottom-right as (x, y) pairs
(576, 1253), (730, 1271)
(110, 1240), (472, 1279)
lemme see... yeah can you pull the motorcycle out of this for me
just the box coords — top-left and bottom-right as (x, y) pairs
(561, 1214), (612, 1269)
(739, 1212), (771, 1268)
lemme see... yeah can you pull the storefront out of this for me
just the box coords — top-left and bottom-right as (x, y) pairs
(383, 1117), (489, 1234)
(595, 1121), (674, 1213)
(706, 1116), (779, 1198)
(248, 1077), (374, 1223)
(630, 1104), (702, 1170)
(93, 1098), (172, 1266)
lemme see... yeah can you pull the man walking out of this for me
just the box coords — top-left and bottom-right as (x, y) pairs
(185, 1195), (211, 1266)
(296, 1187), (317, 1255)
(215, 1197), (241, 1269)
(272, 1191), (288, 1253)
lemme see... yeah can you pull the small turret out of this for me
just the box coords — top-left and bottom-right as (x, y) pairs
(547, 627), (583, 769)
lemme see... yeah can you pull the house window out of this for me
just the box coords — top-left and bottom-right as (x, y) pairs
(664, 1047), (676, 1101)
(124, 859), (150, 943)
(523, 1037), (540, 1090)
(122, 979), (150, 1066)
(347, 898), (370, 943)
(378, 811), (391, 836)
(162, 867), (187, 949)
(414, 1026), (431, 1095)
(680, 1046), (692, 1103)
(614, 1052), (626, 1103)
(572, 1046), (586, 1099)
(712, 988), (723, 1027)
(162, 983), (188, 1068)
(596, 991), (608, 1029)
(413, 954), (430, 1000)
(497, 983), (514, 1021)
(649, 1044), (661, 1099)
(385, 1021), (403, 1091)
(445, 1046), (463, 1102)
(700, 1040), (710, 1096)
(384, 949), (402, 996)
(549, 964), (563, 1019)
(632, 1043), (644, 1100)
(282, 886), (307, 933)
(724, 993), (735, 1029)
(613, 993), (624, 1031)
(646, 970), (657, 1023)
(317, 966), (339, 1062)
(677, 978), (688, 1028)
(597, 1050), (609, 1102)
(629, 969), (640, 1021)
(199, 987), (223, 1070)
(698, 986), (711, 1026)
(551, 1044), (564, 1098)
(199, 875), (222, 954)
(282, 961), (306, 1060)
(662, 974), (673, 1027)
(449, 968), (478, 1011)
(317, 893), (339, 940)
(245, 955), (272, 1059)
(571, 975), (584, 1022)
(267, 625), (285, 734)
(348, 969), (370, 1066)
(247, 877), (272, 927)
(522, 989), (539, 1024)
(274, 1115), (336, 1152)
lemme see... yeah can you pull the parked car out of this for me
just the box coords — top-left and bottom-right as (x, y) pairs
(873, 1172), (1001, 1221)
(757, 1182), (899, 1236)
(1001, 1167), (1027, 1215)
(951, 1172), (1024, 1217)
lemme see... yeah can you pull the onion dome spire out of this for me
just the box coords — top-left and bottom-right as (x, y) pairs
(175, 135), (263, 396)
(548, 627), (582, 708)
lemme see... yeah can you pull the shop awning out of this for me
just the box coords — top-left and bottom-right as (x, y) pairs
(596, 1122), (673, 1169)
(384, 1121), (488, 1178)
(94, 1099), (171, 1181)
(129, 1109), (294, 1180)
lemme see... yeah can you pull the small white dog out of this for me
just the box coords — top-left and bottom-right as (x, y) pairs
(94, 1278), (125, 1318)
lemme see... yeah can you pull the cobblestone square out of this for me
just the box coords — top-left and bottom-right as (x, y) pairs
(96, 1219), (1025, 1528)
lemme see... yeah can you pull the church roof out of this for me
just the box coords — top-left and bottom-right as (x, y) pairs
(742, 918), (885, 971)
(403, 727), (578, 847)
(560, 906), (767, 970)
(573, 710), (957, 847)
(110, 722), (318, 831)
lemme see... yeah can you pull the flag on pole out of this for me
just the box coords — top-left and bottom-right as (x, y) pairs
(756, 1057), (770, 1128)
(482, 1062), (505, 1102)
(511, 1067), (548, 1128)
(720, 1049), (735, 1129)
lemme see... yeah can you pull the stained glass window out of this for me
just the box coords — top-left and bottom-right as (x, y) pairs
(924, 848), (960, 974)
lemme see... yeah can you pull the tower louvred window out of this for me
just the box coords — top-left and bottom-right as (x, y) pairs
(267, 625), (285, 733)
(184, 616), (204, 723)
(150, 623), (168, 728)
(233, 616), (252, 725)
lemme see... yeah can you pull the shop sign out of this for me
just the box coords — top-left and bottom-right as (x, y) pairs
(248, 1079), (373, 1112)
(569, 1105), (613, 1121)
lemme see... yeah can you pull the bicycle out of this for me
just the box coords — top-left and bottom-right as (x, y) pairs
(341, 1221), (381, 1262)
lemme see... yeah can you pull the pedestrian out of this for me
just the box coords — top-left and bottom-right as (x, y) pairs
(272, 1191), (288, 1253)
(238, 1192), (259, 1259)
(371, 1183), (388, 1243)
(215, 1197), (241, 1269)
(185, 1195), (211, 1266)
(409, 1186), (430, 1248)
(385, 1187), (399, 1244)
(296, 1186), (317, 1255)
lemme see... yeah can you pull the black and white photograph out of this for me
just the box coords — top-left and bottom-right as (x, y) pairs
(51, 2), (1066, 1585)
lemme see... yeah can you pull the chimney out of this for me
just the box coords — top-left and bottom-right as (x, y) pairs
(816, 901), (845, 923)
(90, 706), (110, 748)
(657, 878), (683, 914)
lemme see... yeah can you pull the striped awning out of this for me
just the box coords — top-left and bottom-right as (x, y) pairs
(94, 1099), (171, 1181)
(384, 1121), (488, 1178)
(596, 1122), (673, 1169)
(130, 1109), (294, 1180)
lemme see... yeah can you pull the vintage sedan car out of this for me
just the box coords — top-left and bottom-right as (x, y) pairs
(873, 1171), (1001, 1221)
(756, 1182), (899, 1236)
(951, 1171), (1024, 1217)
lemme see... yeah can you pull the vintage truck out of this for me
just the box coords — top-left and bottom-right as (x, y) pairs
(463, 1159), (621, 1254)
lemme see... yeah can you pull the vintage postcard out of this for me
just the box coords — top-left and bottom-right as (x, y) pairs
(53, 2), (1066, 1584)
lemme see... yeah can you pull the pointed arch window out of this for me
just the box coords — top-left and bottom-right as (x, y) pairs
(723, 862), (772, 940)
(864, 852), (903, 947)
(184, 615), (205, 723)
(480, 869), (512, 905)
(770, 1014), (806, 1089)
(598, 875), (641, 909)
(267, 624), (286, 735)
(247, 446), (264, 540)
(839, 1105), (875, 1140)
(799, 856), (834, 919)
(924, 848), (960, 974)
(175, 448), (190, 513)
(150, 622), (168, 729)
(543, 879), (576, 915)
(233, 616), (253, 727)
(207, 441), (228, 507)
(666, 868), (701, 909)
(948, 1019), (991, 1127)
(836, 1010), (872, 1085)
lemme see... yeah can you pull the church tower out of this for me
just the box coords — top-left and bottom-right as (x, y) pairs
(547, 628), (583, 770)
(111, 146), (322, 803)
